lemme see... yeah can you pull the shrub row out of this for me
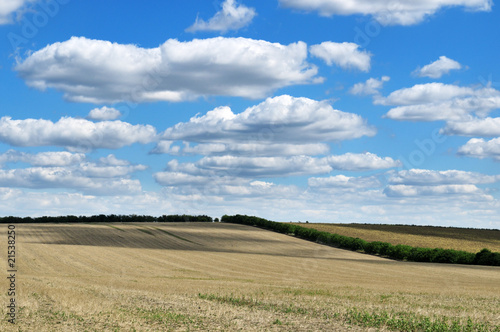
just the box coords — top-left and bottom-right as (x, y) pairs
(221, 214), (500, 267)
(0, 214), (213, 223)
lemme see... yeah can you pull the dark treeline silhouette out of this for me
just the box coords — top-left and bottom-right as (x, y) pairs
(0, 214), (213, 224)
(221, 214), (500, 267)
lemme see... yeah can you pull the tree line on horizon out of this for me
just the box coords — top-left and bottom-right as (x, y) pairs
(0, 214), (214, 223)
(221, 214), (500, 267)
(2, 213), (498, 266)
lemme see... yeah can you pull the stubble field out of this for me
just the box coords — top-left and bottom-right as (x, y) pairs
(1, 222), (499, 331)
(297, 223), (500, 253)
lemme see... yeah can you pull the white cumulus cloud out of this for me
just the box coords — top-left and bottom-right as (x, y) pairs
(0, 116), (157, 151)
(310, 42), (371, 72)
(278, 0), (492, 25)
(0, 0), (34, 24)
(350, 76), (390, 96)
(87, 107), (122, 121)
(384, 184), (486, 197)
(326, 152), (401, 171)
(383, 169), (498, 199)
(157, 95), (376, 156)
(195, 155), (332, 178)
(388, 169), (500, 185)
(0, 168), (143, 195)
(381, 84), (500, 122)
(186, 0), (256, 33)
(308, 175), (381, 189)
(0, 153), (147, 195)
(458, 137), (500, 161)
(441, 117), (500, 137)
(154, 152), (398, 188)
(0, 150), (86, 167)
(413, 56), (462, 79)
(379, 83), (473, 106)
(15, 36), (319, 103)
(153, 141), (330, 157)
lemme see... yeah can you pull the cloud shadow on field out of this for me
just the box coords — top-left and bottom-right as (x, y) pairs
(19, 222), (389, 263)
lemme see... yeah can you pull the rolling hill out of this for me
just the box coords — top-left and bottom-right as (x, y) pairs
(1, 222), (499, 331)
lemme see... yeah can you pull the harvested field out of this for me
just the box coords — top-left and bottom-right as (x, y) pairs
(1, 222), (499, 331)
(297, 223), (500, 253)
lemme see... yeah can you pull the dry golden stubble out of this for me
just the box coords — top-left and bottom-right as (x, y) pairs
(0, 222), (498, 331)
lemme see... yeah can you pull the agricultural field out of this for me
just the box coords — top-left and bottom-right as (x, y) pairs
(297, 223), (500, 254)
(1, 222), (499, 331)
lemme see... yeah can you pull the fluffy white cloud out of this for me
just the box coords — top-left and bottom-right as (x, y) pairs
(304, 171), (499, 227)
(148, 172), (300, 198)
(310, 42), (371, 72)
(307, 169), (499, 204)
(155, 152), (398, 187)
(159, 95), (376, 152)
(16, 36), (319, 103)
(441, 117), (500, 137)
(0, 0), (33, 24)
(154, 159), (301, 198)
(326, 152), (401, 171)
(458, 137), (500, 161)
(195, 155), (332, 178)
(98, 154), (133, 166)
(0, 150), (85, 166)
(388, 169), (500, 185)
(0, 168), (142, 195)
(278, 0), (492, 25)
(153, 141), (330, 157)
(87, 107), (122, 121)
(383, 169), (498, 200)
(381, 84), (500, 121)
(0, 154), (146, 195)
(79, 161), (147, 178)
(385, 104), (468, 122)
(308, 174), (381, 189)
(153, 95), (396, 192)
(384, 184), (487, 197)
(154, 171), (217, 187)
(379, 83), (473, 106)
(350, 76), (390, 96)
(0, 116), (157, 151)
(413, 56), (462, 79)
(186, 0), (256, 33)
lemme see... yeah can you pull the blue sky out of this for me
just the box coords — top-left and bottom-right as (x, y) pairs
(0, 0), (499, 228)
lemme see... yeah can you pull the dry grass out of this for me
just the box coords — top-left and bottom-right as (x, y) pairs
(1, 222), (499, 331)
(297, 223), (500, 253)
